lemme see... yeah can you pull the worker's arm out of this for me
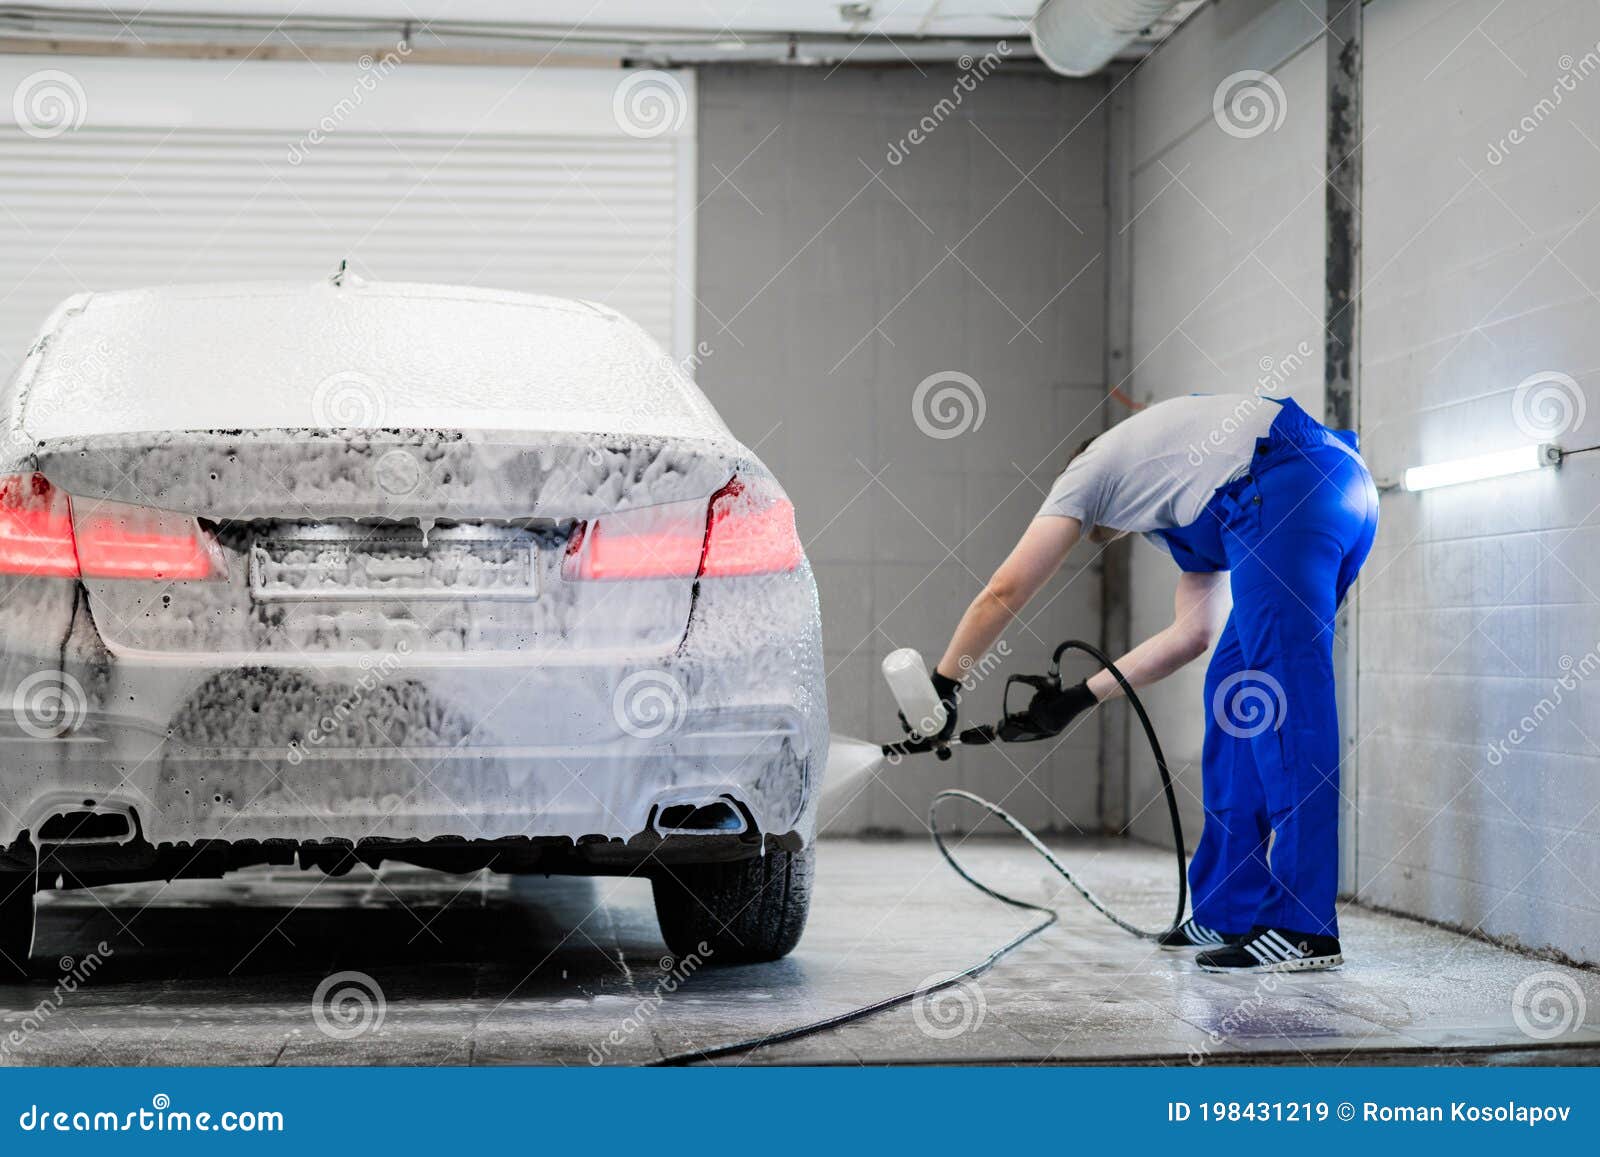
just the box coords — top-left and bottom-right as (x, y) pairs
(1000, 568), (1229, 740)
(935, 515), (1083, 680)
(1085, 570), (1230, 701)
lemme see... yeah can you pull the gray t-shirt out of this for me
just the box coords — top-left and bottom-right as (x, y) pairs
(1038, 394), (1280, 538)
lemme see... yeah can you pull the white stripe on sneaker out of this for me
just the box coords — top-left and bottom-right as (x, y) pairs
(1254, 934), (1292, 966)
(1264, 930), (1303, 959)
(1245, 940), (1277, 964)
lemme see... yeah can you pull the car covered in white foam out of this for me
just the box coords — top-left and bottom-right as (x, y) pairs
(0, 279), (826, 977)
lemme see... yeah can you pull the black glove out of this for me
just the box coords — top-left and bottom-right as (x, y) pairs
(999, 678), (1097, 742)
(902, 669), (961, 741)
(1027, 679), (1097, 735)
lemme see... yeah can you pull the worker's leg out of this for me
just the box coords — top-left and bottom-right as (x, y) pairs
(1223, 450), (1373, 938)
(1188, 615), (1272, 935)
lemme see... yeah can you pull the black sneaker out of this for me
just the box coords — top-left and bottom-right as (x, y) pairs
(1195, 926), (1343, 973)
(1156, 917), (1240, 950)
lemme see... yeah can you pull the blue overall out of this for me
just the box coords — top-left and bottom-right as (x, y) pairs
(1152, 398), (1378, 938)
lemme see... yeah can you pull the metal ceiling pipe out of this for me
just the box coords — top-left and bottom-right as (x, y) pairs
(0, 5), (1038, 67)
(1030, 0), (1180, 76)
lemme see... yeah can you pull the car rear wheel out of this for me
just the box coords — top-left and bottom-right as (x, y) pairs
(652, 846), (813, 964)
(0, 873), (35, 982)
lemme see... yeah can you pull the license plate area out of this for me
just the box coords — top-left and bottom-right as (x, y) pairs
(248, 524), (540, 603)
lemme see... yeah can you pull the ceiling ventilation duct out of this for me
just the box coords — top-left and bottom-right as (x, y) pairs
(1030, 0), (1180, 76)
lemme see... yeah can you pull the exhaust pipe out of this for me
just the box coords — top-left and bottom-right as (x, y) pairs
(35, 801), (139, 846)
(652, 796), (749, 837)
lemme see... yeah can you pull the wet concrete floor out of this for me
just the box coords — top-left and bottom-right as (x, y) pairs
(2, 837), (1596, 1065)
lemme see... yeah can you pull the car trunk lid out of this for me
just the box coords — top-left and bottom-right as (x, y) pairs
(30, 428), (740, 660)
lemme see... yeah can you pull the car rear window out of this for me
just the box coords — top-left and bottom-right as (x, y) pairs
(19, 286), (725, 442)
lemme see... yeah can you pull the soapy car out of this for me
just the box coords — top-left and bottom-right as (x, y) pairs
(0, 279), (826, 976)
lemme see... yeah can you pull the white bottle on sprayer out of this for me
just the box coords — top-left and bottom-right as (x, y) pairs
(881, 648), (947, 740)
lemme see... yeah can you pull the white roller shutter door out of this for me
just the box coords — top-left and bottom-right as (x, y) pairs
(0, 56), (697, 376)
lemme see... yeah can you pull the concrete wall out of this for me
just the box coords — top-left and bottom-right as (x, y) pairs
(1357, 0), (1600, 963)
(1120, 0), (1329, 845)
(694, 64), (1111, 835)
(693, 3), (1600, 961)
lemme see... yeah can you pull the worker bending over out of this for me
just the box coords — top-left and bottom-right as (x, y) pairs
(927, 394), (1378, 973)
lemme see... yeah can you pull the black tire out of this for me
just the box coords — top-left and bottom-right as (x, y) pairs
(0, 873), (35, 982)
(652, 846), (813, 964)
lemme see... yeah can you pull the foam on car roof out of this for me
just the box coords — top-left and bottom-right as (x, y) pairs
(10, 280), (731, 444)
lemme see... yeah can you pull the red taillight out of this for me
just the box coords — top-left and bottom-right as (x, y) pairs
(0, 474), (79, 577)
(0, 473), (224, 581)
(560, 497), (707, 581)
(562, 474), (802, 582)
(699, 477), (804, 577)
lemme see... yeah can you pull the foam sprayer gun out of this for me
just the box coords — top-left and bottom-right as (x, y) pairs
(879, 642), (1093, 760)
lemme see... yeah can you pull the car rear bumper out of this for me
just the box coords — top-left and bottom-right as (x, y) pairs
(0, 652), (825, 867)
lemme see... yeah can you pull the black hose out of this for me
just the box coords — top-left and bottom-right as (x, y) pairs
(650, 641), (1187, 1067)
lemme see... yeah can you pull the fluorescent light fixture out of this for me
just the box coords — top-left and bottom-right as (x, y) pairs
(1402, 443), (1559, 492)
